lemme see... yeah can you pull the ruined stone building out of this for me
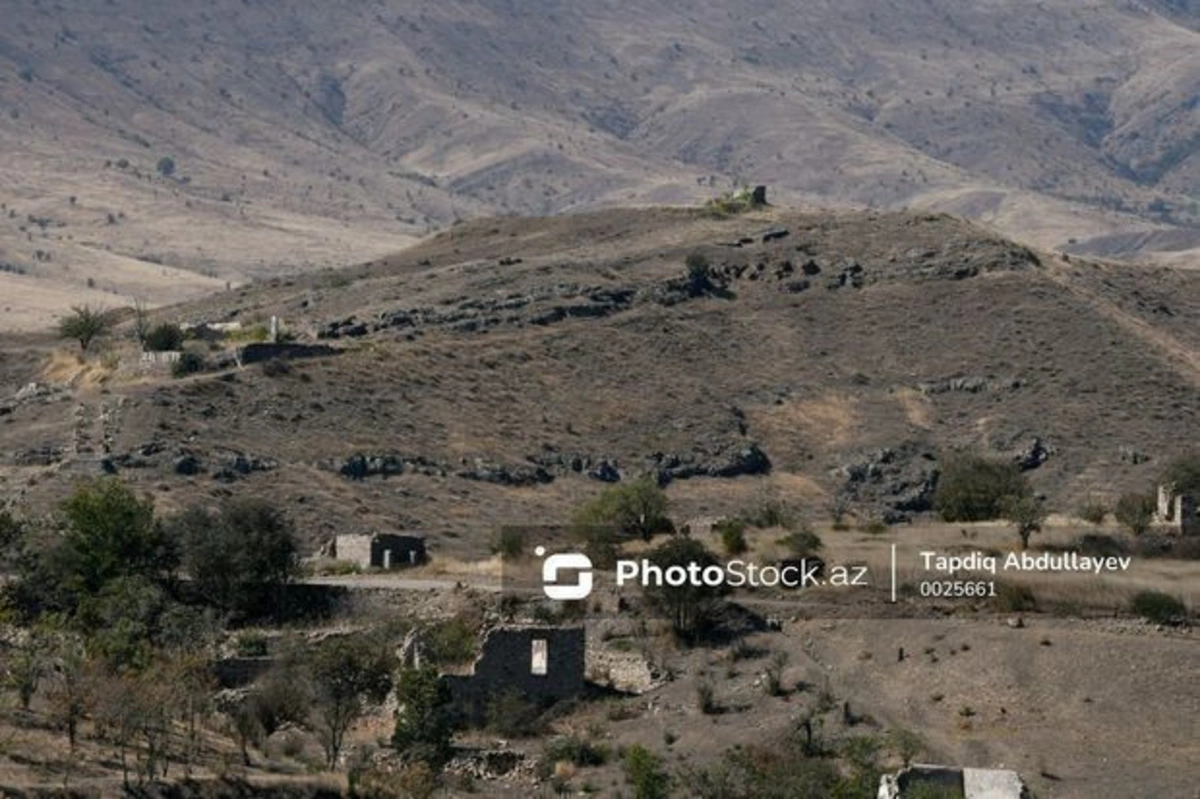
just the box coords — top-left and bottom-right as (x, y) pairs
(878, 764), (1028, 798)
(333, 533), (427, 569)
(441, 625), (586, 723)
(1152, 483), (1199, 535)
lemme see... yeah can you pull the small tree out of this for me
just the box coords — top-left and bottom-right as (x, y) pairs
(31, 478), (170, 608)
(171, 498), (299, 617)
(934, 453), (1030, 522)
(156, 156), (176, 177)
(1115, 492), (1155, 535)
(143, 322), (184, 352)
(572, 476), (672, 542)
(640, 537), (729, 643)
(392, 664), (453, 766)
(1162, 452), (1200, 498)
(57, 304), (110, 351)
(1003, 493), (1046, 550)
(309, 633), (396, 768)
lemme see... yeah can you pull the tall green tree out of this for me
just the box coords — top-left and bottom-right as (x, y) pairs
(171, 498), (299, 617)
(26, 479), (172, 612)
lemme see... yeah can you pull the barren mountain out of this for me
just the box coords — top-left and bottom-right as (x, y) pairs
(2, 0), (1199, 329)
(4, 207), (1199, 554)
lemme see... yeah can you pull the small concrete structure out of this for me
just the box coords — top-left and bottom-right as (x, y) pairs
(1153, 483), (1199, 535)
(333, 533), (426, 570)
(444, 625), (586, 724)
(878, 764), (1027, 799)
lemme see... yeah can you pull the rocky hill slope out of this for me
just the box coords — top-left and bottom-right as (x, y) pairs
(3, 207), (1198, 554)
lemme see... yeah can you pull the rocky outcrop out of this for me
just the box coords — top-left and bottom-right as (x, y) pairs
(836, 444), (940, 523)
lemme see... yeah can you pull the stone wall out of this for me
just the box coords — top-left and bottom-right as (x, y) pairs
(446, 626), (585, 723)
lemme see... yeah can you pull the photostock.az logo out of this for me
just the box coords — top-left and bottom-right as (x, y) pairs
(537, 546), (594, 600)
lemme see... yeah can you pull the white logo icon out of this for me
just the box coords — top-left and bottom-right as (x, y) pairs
(537, 546), (594, 600)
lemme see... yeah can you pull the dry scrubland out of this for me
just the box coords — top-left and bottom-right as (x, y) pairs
(3, 0), (1200, 327)
(0, 205), (1195, 796)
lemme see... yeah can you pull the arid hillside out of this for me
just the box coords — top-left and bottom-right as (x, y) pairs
(2, 0), (1200, 329)
(3, 206), (1199, 556)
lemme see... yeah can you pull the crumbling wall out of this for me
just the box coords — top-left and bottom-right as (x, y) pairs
(334, 534), (373, 568)
(446, 626), (585, 723)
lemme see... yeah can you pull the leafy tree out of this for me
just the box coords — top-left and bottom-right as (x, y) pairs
(156, 156), (176, 177)
(1114, 492), (1155, 535)
(143, 322), (184, 352)
(171, 498), (299, 617)
(309, 633), (396, 768)
(1162, 452), (1200, 498)
(573, 476), (672, 542)
(57, 304), (111, 351)
(640, 537), (729, 643)
(28, 479), (171, 612)
(933, 454), (1030, 522)
(392, 663), (454, 765)
(1002, 493), (1046, 550)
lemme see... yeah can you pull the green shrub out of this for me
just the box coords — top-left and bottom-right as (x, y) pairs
(715, 519), (747, 555)
(1114, 492), (1155, 535)
(573, 477), (671, 542)
(423, 614), (479, 666)
(861, 518), (888, 535)
(1076, 499), (1108, 526)
(235, 632), (269, 657)
(1130, 590), (1186, 624)
(1162, 452), (1200, 498)
(778, 525), (823, 557)
(492, 527), (525, 561)
(622, 744), (671, 799)
(934, 454), (1029, 522)
(144, 322), (184, 352)
(540, 736), (609, 777)
(741, 498), (794, 529)
(170, 352), (205, 378)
